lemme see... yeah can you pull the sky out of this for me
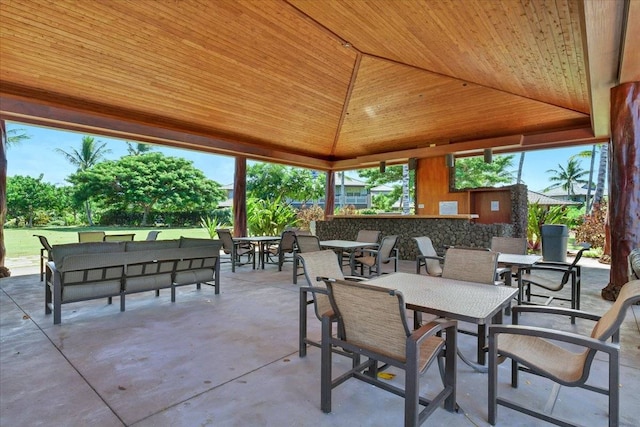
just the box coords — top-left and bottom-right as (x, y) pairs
(5, 121), (599, 192)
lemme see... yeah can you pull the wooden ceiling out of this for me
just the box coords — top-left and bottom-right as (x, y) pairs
(0, 0), (636, 171)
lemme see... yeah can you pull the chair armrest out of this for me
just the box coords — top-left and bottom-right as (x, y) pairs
(489, 325), (618, 353)
(511, 305), (601, 322)
(417, 254), (444, 262)
(518, 265), (573, 274)
(343, 275), (368, 282)
(411, 319), (457, 344)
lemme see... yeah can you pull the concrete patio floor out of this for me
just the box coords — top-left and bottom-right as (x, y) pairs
(1, 256), (638, 426)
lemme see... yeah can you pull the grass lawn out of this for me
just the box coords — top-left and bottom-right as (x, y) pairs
(3, 226), (211, 259)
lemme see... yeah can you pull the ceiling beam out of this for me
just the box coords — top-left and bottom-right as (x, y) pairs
(0, 95), (333, 171)
(580, 0), (626, 138)
(619, 0), (640, 83)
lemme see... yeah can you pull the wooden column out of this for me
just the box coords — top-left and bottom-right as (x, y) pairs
(602, 82), (639, 301)
(324, 171), (335, 218)
(0, 120), (8, 277)
(233, 157), (247, 238)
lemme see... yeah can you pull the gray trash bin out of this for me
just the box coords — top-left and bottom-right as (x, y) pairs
(541, 224), (568, 262)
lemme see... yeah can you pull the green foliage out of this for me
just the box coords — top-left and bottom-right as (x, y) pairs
(359, 209), (379, 215)
(68, 153), (226, 225)
(200, 216), (225, 239)
(575, 202), (606, 249)
(247, 163), (324, 203)
(6, 175), (63, 227)
(454, 155), (514, 189)
(527, 203), (568, 250)
(55, 136), (111, 171)
(296, 205), (324, 231)
(371, 193), (395, 211)
(126, 142), (154, 156)
(246, 196), (297, 236)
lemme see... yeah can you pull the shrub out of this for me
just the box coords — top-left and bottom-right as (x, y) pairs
(575, 202), (606, 249)
(296, 205), (324, 231)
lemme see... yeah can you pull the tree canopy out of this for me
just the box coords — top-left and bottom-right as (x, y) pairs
(454, 155), (514, 189)
(6, 175), (63, 226)
(68, 152), (226, 225)
(246, 163), (324, 204)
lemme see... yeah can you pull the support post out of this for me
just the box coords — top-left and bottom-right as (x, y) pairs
(324, 171), (335, 218)
(233, 157), (247, 238)
(602, 82), (639, 300)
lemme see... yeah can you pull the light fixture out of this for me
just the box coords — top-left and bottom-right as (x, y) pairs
(379, 161), (386, 173)
(408, 158), (417, 170)
(445, 153), (455, 168)
(484, 148), (493, 163)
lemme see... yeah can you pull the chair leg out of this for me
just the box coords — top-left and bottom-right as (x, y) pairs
(609, 350), (619, 427)
(320, 316), (333, 413)
(405, 339), (420, 427)
(488, 332), (498, 425)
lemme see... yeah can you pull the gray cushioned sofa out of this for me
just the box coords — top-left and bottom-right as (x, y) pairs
(45, 237), (222, 324)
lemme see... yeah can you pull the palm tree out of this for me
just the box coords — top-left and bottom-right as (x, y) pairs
(401, 164), (410, 214)
(593, 144), (608, 207)
(6, 128), (30, 148)
(516, 152), (525, 184)
(55, 136), (111, 225)
(126, 142), (153, 155)
(571, 145), (597, 212)
(544, 158), (590, 201)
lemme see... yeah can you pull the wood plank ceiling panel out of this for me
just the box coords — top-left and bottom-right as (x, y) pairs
(0, 0), (357, 158)
(290, 0), (589, 113)
(335, 56), (589, 159)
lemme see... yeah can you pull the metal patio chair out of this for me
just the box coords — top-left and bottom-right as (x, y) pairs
(414, 236), (443, 276)
(321, 278), (458, 427)
(350, 234), (398, 277)
(34, 234), (53, 282)
(488, 280), (640, 427)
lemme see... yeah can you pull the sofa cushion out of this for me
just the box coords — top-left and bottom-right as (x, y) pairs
(179, 237), (221, 248)
(629, 248), (640, 281)
(125, 240), (180, 252)
(53, 242), (125, 270)
(62, 280), (122, 302)
(125, 273), (173, 293)
(174, 269), (214, 285)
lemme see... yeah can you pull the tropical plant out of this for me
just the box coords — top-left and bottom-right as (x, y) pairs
(247, 163), (323, 204)
(55, 135), (112, 225)
(6, 175), (63, 227)
(200, 216), (225, 239)
(544, 158), (590, 200)
(527, 203), (568, 251)
(126, 142), (154, 156)
(6, 128), (30, 148)
(246, 196), (297, 236)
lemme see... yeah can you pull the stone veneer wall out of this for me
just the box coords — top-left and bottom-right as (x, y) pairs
(316, 218), (514, 260)
(316, 184), (528, 261)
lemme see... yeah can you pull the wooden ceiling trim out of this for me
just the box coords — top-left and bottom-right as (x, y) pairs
(330, 53), (362, 157)
(0, 95), (333, 171)
(619, 0), (640, 82)
(580, 0), (625, 138)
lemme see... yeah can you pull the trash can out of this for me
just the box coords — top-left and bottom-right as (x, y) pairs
(541, 224), (568, 262)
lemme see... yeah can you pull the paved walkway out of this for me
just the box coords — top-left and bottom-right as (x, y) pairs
(1, 257), (638, 426)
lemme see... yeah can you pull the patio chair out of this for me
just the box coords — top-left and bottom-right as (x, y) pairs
(491, 236), (527, 285)
(297, 249), (366, 357)
(34, 234), (53, 282)
(321, 278), (458, 426)
(265, 230), (296, 271)
(77, 231), (105, 242)
(413, 236), (443, 276)
(517, 244), (590, 323)
(145, 230), (161, 241)
(341, 229), (380, 266)
(488, 280), (640, 427)
(292, 234), (322, 284)
(440, 248), (500, 354)
(350, 235), (398, 277)
(216, 228), (255, 271)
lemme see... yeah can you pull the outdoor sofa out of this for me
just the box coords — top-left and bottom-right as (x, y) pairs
(45, 237), (222, 324)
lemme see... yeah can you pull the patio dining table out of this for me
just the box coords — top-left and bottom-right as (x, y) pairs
(233, 236), (280, 269)
(365, 272), (518, 372)
(319, 240), (379, 266)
